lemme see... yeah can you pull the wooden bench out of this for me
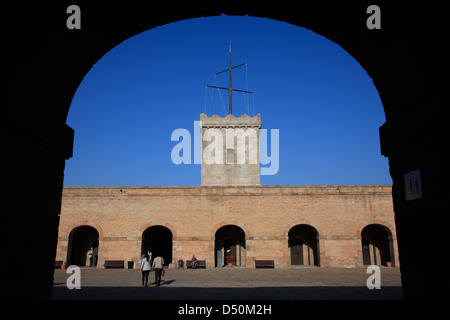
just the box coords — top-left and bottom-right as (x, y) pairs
(55, 260), (63, 269)
(186, 260), (206, 268)
(104, 260), (125, 268)
(255, 260), (275, 268)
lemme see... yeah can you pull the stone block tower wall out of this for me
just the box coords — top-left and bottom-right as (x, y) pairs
(56, 185), (398, 269)
(200, 113), (261, 186)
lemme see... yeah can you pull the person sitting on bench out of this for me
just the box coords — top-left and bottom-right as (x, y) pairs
(191, 255), (198, 269)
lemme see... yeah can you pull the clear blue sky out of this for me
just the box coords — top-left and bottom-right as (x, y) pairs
(64, 15), (391, 187)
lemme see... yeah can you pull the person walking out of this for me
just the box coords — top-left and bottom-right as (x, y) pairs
(152, 252), (164, 287)
(148, 251), (152, 265)
(140, 253), (151, 287)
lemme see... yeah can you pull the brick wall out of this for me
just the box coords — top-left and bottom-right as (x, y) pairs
(56, 185), (398, 269)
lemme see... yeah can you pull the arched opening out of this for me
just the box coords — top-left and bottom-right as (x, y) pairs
(361, 224), (394, 267)
(3, 2), (445, 300)
(215, 225), (246, 267)
(141, 226), (173, 266)
(67, 226), (99, 267)
(288, 224), (319, 267)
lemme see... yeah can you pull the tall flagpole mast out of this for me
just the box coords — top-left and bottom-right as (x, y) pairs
(206, 41), (253, 116)
(229, 41), (232, 115)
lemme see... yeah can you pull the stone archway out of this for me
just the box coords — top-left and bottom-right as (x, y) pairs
(361, 224), (394, 267)
(3, 3), (447, 299)
(141, 225), (173, 266)
(67, 226), (99, 267)
(215, 225), (246, 267)
(288, 224), (319, 267)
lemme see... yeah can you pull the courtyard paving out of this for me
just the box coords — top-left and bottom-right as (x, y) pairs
(52, 266), (403, 300)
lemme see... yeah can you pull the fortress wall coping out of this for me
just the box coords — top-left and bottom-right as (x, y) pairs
(62, 185), (392, 197)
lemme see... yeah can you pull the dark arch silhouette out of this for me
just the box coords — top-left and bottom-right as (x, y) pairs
(141, 225), (173, 266)
(2, 3), (447, 299)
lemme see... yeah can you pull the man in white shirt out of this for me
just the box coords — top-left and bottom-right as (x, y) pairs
(152, 252), (164, 287)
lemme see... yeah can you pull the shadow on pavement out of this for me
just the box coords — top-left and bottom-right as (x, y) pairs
(52, 284), (403, 300)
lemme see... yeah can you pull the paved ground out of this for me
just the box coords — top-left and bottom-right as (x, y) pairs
(52, 266), (403, 300)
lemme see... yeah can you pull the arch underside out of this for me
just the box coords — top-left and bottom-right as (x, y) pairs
(2, 2), (447, 299)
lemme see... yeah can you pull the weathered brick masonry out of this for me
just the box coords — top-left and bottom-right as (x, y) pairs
(56, 185), (398, 269)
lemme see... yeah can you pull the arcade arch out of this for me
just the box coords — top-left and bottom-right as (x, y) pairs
(67, 225), (99, 267)
(288, 224), (319, 267)
(361, 224), (394, 267)
(141, 225), (173, 266)
(215, 225), (246, 267)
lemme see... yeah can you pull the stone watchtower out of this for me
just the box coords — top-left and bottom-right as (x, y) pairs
(201, 44), (261, 186)
(200, 113), (261, 186)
